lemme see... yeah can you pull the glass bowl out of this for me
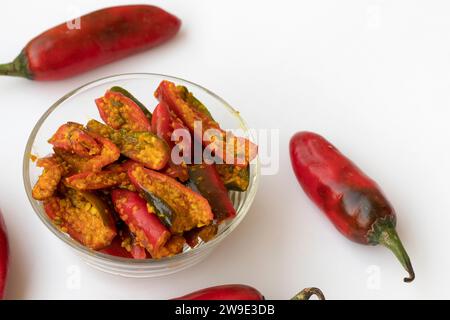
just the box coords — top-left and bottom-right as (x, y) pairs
(23, 73), (260, 278)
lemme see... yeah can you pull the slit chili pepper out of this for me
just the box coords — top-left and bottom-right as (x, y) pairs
(173, 285), (325, 300)
(289, 131), (415, 282)
(0, 210), (8, 300)
(0, 5), (181, 80)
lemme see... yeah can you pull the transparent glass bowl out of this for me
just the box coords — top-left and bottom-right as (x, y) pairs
(23, 73), (260, 278)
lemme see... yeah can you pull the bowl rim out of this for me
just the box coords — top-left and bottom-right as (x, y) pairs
(23, 72), (260, 266)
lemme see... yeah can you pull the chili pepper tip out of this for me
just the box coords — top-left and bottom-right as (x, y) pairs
(291, 288), (325, 300)
(369, 218), (415, 283)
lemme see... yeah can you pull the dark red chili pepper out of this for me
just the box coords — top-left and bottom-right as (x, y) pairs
(290, 131), (415, 282)
(109, 86), (152, 122)
(44, 190), (117, 250)
(188, 164), (236, 222)
(86, 120), (169, 171)
(152, 102), (190, 181)
(155, 80), (258, 166)
(0, 210), (8, 300)
(100, 237), (133, 259)
(128, 165), (214, 234)
(0, 5), (181, 80)
(111, 189), (170, 258)
(95, 90), (152, 132)
(173, 285), (325, 300)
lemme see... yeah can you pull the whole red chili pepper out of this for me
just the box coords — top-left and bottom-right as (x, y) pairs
(0, 210), (9, 300)
(0, 5), (181, 80)
(173, 285), (325, 300)
(290, 132), (415, 282)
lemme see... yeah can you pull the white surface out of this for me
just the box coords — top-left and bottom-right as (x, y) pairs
(0, 0), (449, 300)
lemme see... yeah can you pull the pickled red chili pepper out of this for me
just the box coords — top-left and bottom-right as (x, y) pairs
(290, 131), (415, 282)
(49, 122), (101, 157)
(155, 80), (258, 166)
(44, 190), (117, 250)
(128, 165), (214, 234)
(32, 156), (65, 200)
(100, 237), (133, 259)
(152, 102), (189, 181)
(110, 86), (152, 122)
(0, 210), (8, 300)
(49, 123), (120, 173)
(111, 189), (170, 258)
(173, 285), (325, 300)
(95, 90), (152, 132)
(86, 120), (169, 170)
(0, 5), (181, 80)
(188, 164), (236, 222)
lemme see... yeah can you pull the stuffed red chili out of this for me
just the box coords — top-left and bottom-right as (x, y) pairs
(31, 82), (256, 260)
(290, 131), (415, 282)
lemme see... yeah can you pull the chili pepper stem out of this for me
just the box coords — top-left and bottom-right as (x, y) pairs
(369, 218), (415, 283)
(291, 288), (325, 300)
(0, 52), (30, 78)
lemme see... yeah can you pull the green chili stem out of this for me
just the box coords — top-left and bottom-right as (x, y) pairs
(369, 218), (415, 283)
(0, 62), (20, 76)
(291, 287), (325, 300)
(0, 52), (31, 78)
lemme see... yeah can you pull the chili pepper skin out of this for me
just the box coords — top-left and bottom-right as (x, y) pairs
(173, 285), (325, 300)
(111, 189), (170, 258)
(0, 5), (181, 80)
(289, 131), (415, 282)
(188, 164), (236, 222)
(152, 102), (189, 181)
(155, 80), (258, 166)
(110, 86), (152, 122)
(100, 237), (133, 259)
(128, 165), (214, 234)
(95, 90), (152, 132)
(0, 211), (8, 300)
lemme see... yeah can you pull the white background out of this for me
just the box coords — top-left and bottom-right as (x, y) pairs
(1, 0), (449, 300)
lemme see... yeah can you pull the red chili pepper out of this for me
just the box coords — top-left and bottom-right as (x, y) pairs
(290, 131), (415, 282)
(100, 237), (133, 259)
(128, 165), (214, 234)
(173, 285), (325, 300)
(155, 81), (258, 166)
(44, 190), (117, 250)
(86, 120), (169, 171)
(0, 5), (181, 80)
(95, 90), (152, 132)
(188, 164), (236, 222)
(152, 102), (189, 181)
(0, 210), (9, 300)
(49, 123), (101, 157)
(111, 189), (170, 258)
